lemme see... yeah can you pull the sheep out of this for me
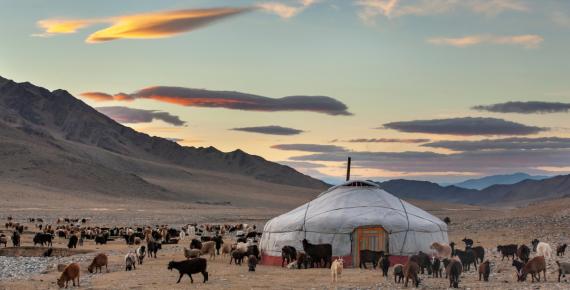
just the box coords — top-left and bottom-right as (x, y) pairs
(409, 251), (432, 275)
(518, 256), (547, 282)
(556, 261), (570, 282)
(235, 242), (248, 252)
(478, 260), (490, 281)
(517, 245), (531, 263)
(125, 252), (137, 271)
(184, 247), (201, 259)
(430, 242), (451, 259)
(230, 249), (247, 265)
(296, 252), (310, 269)
(497, 244), (517, 260)
(536, 242), (553, 259)
(281, 246), (297, 267)
(359, 249), (384, 269)
(404, 261), (421, 288)
(455, 249), (477, 271)
(221, 242), (232, 257)
(302, 239), (332, 268)
(447, 258), (462, 288)
(431, 256), (443, 278)
(168, 258), (208, 284)
(67, 235), (78, 249)
(0, 235), (7, 247)
(136, 246), (146, 264)
(88, 253), (108, 274)
(57, 263), (80, 288)
(380, 255), (391, 277)
(200, 241), (216, 260)
(248, 255), (258, 272)
(331, 257), (343, 283)
(393, 264), (404, 284)
(557, 244), (567, 256)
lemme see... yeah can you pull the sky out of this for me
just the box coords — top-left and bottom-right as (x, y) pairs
(2, 0), (570, 184)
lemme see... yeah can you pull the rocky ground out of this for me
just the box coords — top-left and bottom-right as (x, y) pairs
(0, 198), (569, 289)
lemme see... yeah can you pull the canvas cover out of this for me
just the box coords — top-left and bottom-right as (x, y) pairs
(260, 180), (448, 259)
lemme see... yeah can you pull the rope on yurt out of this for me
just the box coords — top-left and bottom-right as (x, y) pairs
(397, 197), (410, 256)
(301, 200), (311, 239)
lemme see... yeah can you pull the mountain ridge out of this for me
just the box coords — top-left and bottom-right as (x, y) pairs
(454, 172), (549, 190)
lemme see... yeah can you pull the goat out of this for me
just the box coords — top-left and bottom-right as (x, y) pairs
(557, 244), (567, 256)
(430, 242), (451, 259)
(147, 239), (161, 258)
(296, 252), (310, 269)
(447, 258), (462, 288)
(230, 249), (247, 265)
(497, 244), (517, 260)
(248, 255), (258, 272)
(11, 231), (20, 247)
(478, 260), (490, 281)
(404, 261), (421, 288)
(409, 251), (432, 275)
(512, 259), (525, 275)
(33, 233), (53, 247)
(471, 246), (485, 263)
(281, 246), (297, 267)
(88, 253), (108, 274)
(532, 239), (539, 252)
(393, 264), (404, 284)
(462, 237), (474, 248)
(518, 256), (546, 282)
(302, 239), (332, 268)
(380, 255), (391, 277)
(455, 249), (477, 271)
(67, 235), (78, 249)
(517, 245), (530, 263)
(57, 263), (80, 288)
(331, 257), (343, 283)
(557, 261), (570, 282)
(168, 258), (208, 284)
(359, 249), (384, 269)
(0, 235), (7, 247)
(125, 252), (137, 271)
(431, 256), (443, 278)
(184, 247), (201, 259)
(136, 246), (146, 264)
(536, 242), (553, 259)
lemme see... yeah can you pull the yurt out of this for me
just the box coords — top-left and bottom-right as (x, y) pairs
(260, 180), (448, 267)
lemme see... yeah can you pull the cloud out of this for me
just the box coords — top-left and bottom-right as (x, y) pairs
(271, 143), (347, 152)
(382, 117), (546, 136)
(423, 137), (570, 151)
(96, 106), (186, 126)
(258, 0), (318, 18)
(553, 11), (570, 28)
(81, 86), (351, 115)
(472, 101), (570, 114)
(165, 138), (185, 142)
(344, 138), (431, 143)
(231, 125), (304, 135)
(278, 160), (326, 168)
(36, 7), (253, 43)
(356, 0), (528, 23)
(428, 34), (543, 48)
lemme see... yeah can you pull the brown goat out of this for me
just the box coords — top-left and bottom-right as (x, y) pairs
(404, 261), (421, 288)
(57, 263), (80, 288)
(200, 241), (216, 260)
(478, 260), (490, 281)
(88, 253), (108, 274)
(518, 256), (546, 282)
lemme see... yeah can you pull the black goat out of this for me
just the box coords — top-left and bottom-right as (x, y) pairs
(557, 244), (567, 256)
(380, 255), (391, 277)
(246, 245), (260, 260)
(410, 251), (432, 275)
(147, 240), (162, 258)
(302, 239), (332, 268)
(95, 233), (108, 245)
(531, 239), (539, 252)
(296, 252), (310, 269)
(462, 237), (474, 248)
(447, 259), (462, 288)
(67, 235), (78, 249)
(517, 245), (530, 263)
(33, 233), (53, 247)
(248, 255), (258, 272)
(168, 258), (208, 284)
(281, 246), (297, 267)
(497, 244), (517, 260)
(471, 246), (485, 263)
(359, 250), (384, 269)
(455, 249), (477, 271)
(190, 239), (202, 250)
(230, 250), (247, 265)
(431, 257), (443, 278)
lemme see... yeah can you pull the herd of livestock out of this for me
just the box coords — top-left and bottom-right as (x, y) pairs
(1, 216), (570, 288)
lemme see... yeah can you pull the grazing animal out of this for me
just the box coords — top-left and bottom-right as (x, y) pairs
(0, 235), (7, 247)
(43, 248), (53, 257)
(556, 261), (570, 282)
(497, 244), (517, 260)
(455, 249), (477, 271)
(532, 239), (540, 252)
(11, 231), (20, 247)
(88, 253), (108, 273)
(331, 257), (344, 283)
(478, 260), (490, 281)
(200, 241), (216, 260)
(462, 237), (474, 248)
(536, 242), (553, 259)
(409, 252), (432, 275)
(404, 261), (421, 288)
(447, 258), (462, 288)
(184, 247), (201, 259)
(168, 258), (209, 284)
(380, 255), (391, 277)
(190, 239), (202, 250)
(57, 263), (80, 288)
(230, 250), (247, 265)
(248, 255), (258, 272)
(246, 245), (260, 260)
(393, 264), (404, 284)
(512, 259), (525, 274)
(517, 245), (531, 263)
(147, 240), (161, 258)
(296, 252), (310, 269)
(281, 246), (297, 267)
(557, 244), (567, 256)
(136, 246), (146, 264)
(302, 239), (332, 268)
(430, 242), (452, 259)
(67, 235), (78, 249)
(125, 252), (136, 271)
(359, 249), (384, 269)
(470, 246), (485, 263)
(431, 256), (443, 278)
(443, 217), (451, 224)
(518, 256), (546, 282)
(221, 243), (232, 257)
(33, 233), (53, 247)
(95, 234), (108, 245)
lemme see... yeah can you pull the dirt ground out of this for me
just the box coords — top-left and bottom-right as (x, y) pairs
(1, 198), (569, 290)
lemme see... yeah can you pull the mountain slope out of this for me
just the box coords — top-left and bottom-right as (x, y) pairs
(454, 173), (548, 190)
(0, 76), (327, 207)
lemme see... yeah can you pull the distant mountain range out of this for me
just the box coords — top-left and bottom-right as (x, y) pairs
(453, 172), (549, 190)
(0, 76), (327, 208)
(378, 174), (570, 205)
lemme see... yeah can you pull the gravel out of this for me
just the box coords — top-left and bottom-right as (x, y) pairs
(0, 255), (90, 281)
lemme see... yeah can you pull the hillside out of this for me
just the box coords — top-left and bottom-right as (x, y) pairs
(0, 76), (327, 208)
(454, 172), (548, 190)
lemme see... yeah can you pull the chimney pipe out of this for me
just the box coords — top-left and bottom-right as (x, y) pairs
(346, 157), (351, 181)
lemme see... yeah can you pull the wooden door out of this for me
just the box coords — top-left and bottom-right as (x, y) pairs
(352, 226), (387, 267)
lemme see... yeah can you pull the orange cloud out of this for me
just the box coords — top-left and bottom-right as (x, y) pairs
(36, 7), (253, 43)
(428, 34), (543, 49)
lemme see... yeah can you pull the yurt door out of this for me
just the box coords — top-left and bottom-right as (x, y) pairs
(352, 226), (387, 267)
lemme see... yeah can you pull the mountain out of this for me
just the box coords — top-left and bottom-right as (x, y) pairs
(454, 173), (549, 190)
(378, 174), (570, 205)
(0, 76), (327, 208)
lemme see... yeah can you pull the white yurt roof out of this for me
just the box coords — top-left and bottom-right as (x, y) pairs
(261, 180), (448, 257)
